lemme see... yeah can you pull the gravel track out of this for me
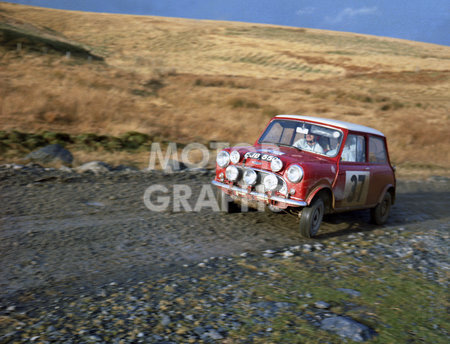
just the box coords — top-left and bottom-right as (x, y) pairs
(0, 166), (449, 298)
(0, 165), (449, 342)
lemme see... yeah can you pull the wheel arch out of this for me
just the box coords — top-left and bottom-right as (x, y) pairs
(378, 184), (396, 206)
(306, 186), (334, 213)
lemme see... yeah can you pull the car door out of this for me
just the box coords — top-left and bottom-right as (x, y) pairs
(366, 135), (395, 204)
(333, 133), (372, 210)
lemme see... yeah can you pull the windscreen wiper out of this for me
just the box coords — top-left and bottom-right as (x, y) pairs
(260, 141), (301, 151)
(278, 143), (302, 151)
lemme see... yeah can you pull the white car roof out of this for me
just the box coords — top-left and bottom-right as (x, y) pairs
(275, 115), (385, 137)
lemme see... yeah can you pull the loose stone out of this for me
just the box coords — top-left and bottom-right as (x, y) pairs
(314, 301), (330, 309)
(320, 316), (376, 342)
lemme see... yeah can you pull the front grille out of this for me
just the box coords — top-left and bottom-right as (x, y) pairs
(234, 166), (288, 196)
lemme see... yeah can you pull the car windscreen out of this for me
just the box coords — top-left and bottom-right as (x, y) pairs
(258, 119), (343, 157)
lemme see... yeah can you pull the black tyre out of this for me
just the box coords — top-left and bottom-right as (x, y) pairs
(299, 197), (324, 238)
(370, 192), (391, 225)
(215, 188), (241, 213)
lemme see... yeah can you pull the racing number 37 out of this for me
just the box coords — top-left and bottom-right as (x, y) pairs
(344, 171), (370, 206)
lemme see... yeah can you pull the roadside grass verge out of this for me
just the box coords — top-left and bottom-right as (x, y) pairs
(219, 253), (449, 343)
(3, 230), (446, 343)
(0, 130), (153, 152)
(0, 130), (216, 169)
(0, 130), (155, 168)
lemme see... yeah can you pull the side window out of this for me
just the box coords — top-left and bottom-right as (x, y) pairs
(369, 136), (387, 163)
(341, 134), (366, 162)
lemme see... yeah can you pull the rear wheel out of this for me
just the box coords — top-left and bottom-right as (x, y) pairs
(299, 197), (324, 238)
(370, 192), (391, 225)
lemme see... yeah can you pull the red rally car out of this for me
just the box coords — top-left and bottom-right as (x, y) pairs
(212, 115), (396, 238)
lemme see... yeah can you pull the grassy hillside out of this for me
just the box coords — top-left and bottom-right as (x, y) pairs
(0, 2), (449, 174)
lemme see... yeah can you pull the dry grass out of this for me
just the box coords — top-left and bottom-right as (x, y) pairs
(0, 2), (449, 172)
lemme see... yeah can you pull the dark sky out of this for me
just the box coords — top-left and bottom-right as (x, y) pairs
(5, 0), (450, 46)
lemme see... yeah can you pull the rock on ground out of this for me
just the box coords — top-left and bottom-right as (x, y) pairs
(320, 316), (376, 342)
(75, 161), (112, 173)
(25, 144), (73, 165)
(163, 159), (188, 173)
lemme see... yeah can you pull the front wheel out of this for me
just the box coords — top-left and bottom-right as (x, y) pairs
(299, 197), (324, 238)
(370, 192), (392, 225)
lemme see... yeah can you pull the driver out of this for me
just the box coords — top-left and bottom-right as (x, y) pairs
(294, 133), (324, 153)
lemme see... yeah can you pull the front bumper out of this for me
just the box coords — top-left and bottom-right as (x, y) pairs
(212, 180), (307, 207)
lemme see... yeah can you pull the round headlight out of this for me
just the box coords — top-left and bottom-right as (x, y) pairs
(263, 174), (279, 191)
(230, 150), (241, 164)
(217, 151), (230, 168)
(225, 165), (239, 182)
(286, 165), (304, 183)
(271, 157), (283, 172)
(243, 169), (257, 186)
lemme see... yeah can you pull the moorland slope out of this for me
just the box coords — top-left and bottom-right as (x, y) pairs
(1, 2), (449, 173)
